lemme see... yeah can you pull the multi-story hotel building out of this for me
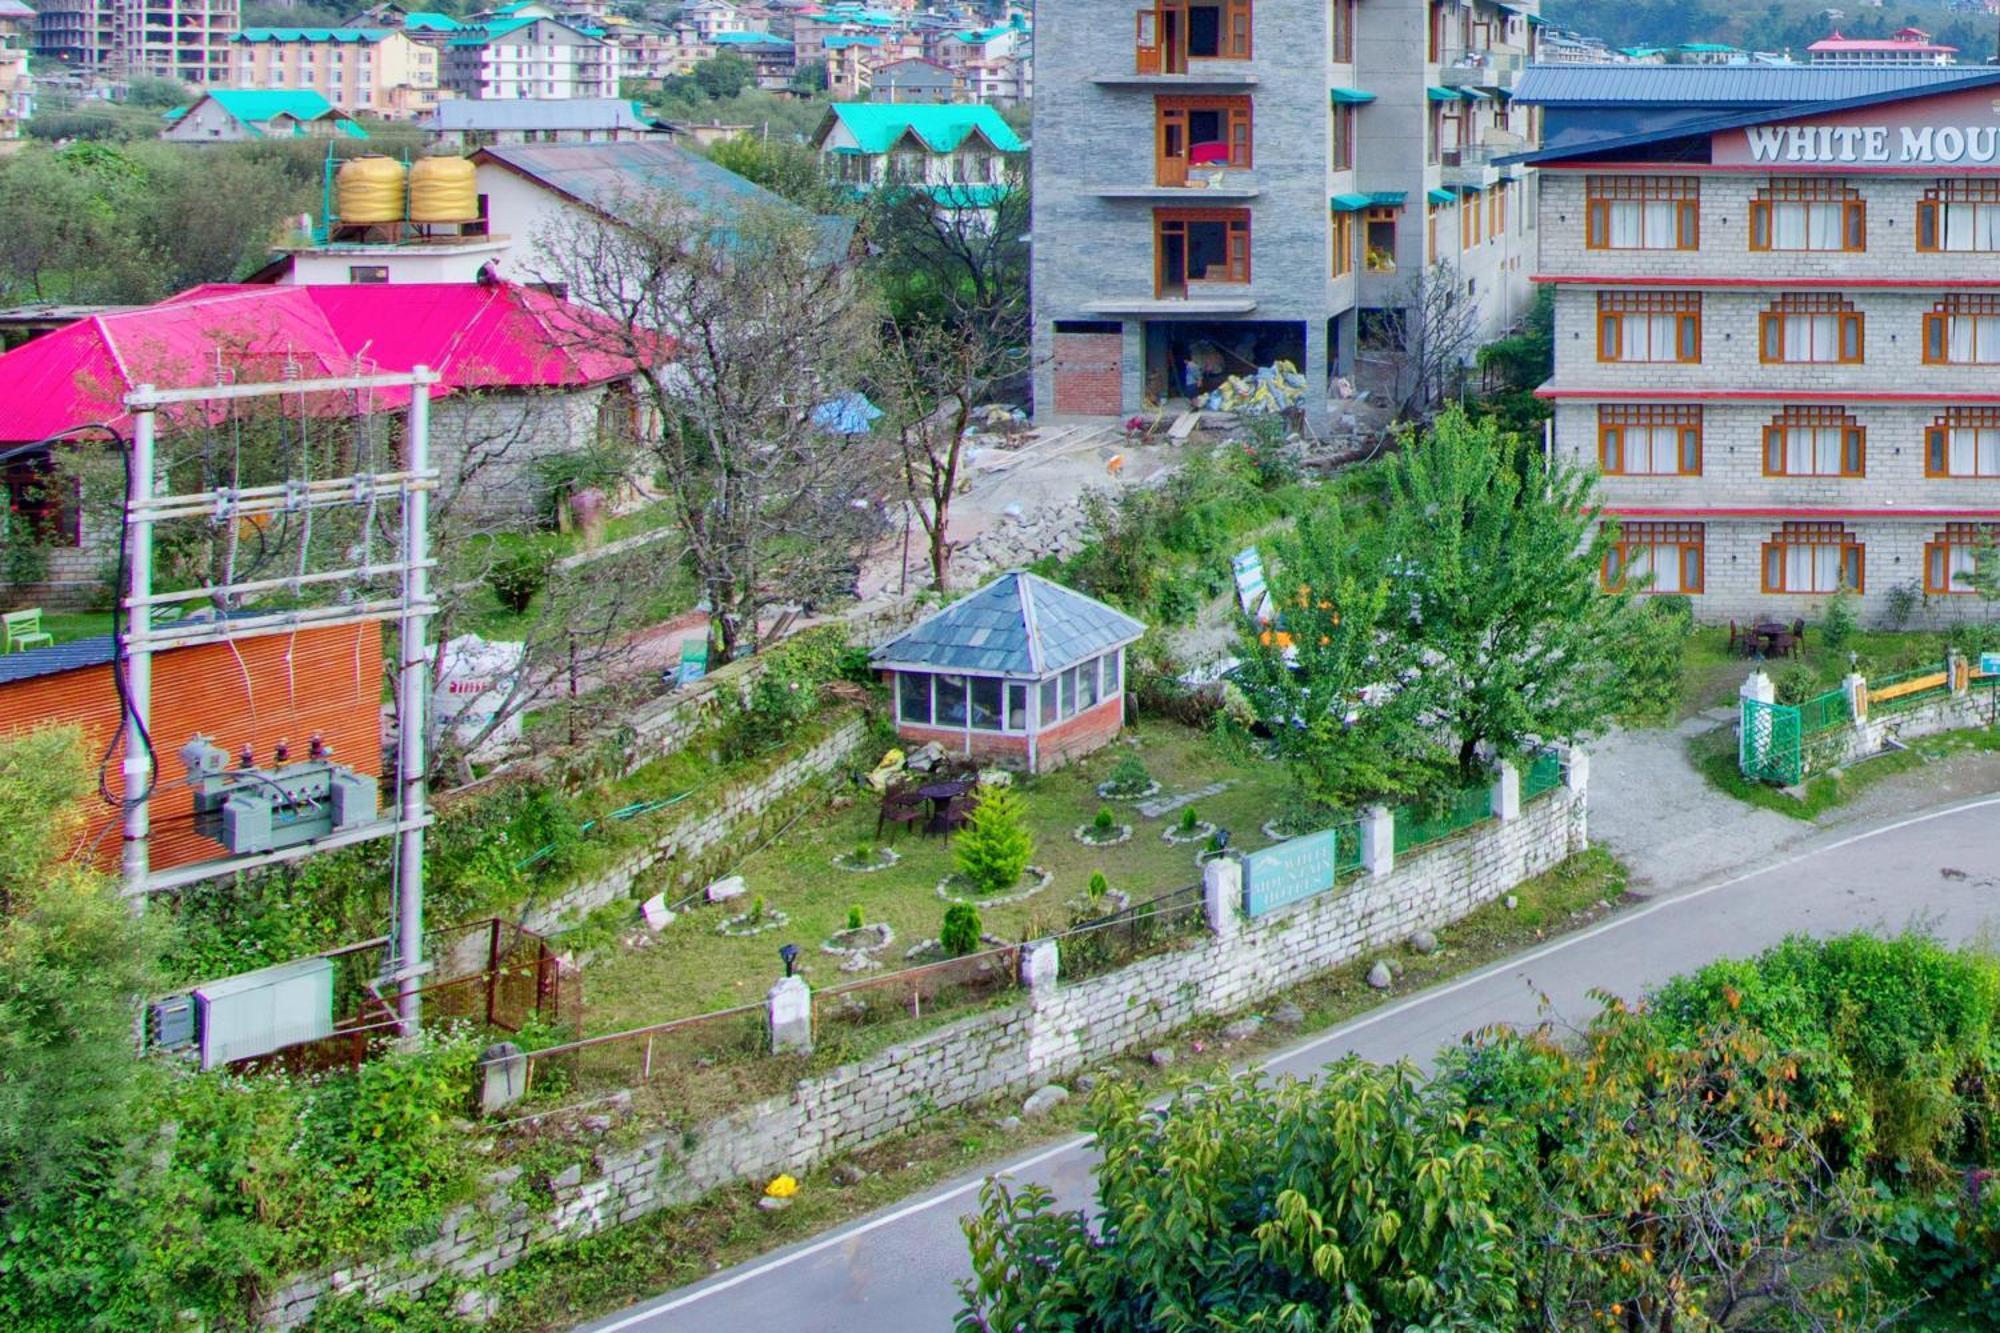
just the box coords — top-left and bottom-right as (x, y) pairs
(1031, 0), (1544, 428)
(230, 27), (442, 119)
(36, 0), (236, 83)
(1516, 64), (2000, 623)
(443, 16), (619, 100)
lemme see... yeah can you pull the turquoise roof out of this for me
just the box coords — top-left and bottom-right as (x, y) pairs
(954, 23), (1013, 42)
(401, 10), (465, 29)
(178, 89), (368, 137)
(1329, 191), (1373, 211)
(1426, 187), (1455, 205)
(1678, 41), (1737, 52)
(710, 29), (791, 45)
(233, 26), (394, 41)
(822, 34), (882, 48)
(821, 102), (1024, 154)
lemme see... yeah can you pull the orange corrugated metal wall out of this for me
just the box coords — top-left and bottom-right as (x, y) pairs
(0, 624), (384, 872)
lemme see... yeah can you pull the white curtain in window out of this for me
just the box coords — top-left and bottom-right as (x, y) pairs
(1609, 201), (1642, 247)
(1949, 315), (1980, 363)
(1947, 428), (2000, 476)
(1784, 426), (1843, 476)
(1642, 200), (1677, 246)
(1772, 201), (1809, 249)
(1632, 426), (1679, 473)
(1781, 313), (1840, 362)
(1807, 202), (1843, 248)
(1949, 545), (1978, 590)
(1785, 544), (1841, 592)
(1630, 543), (1683, 593)
(1621, 314), (1677, 361)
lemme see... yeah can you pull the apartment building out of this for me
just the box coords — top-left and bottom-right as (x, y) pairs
(1031, 0), (1540, 427)
(444, 15), (618, 99)
(230, 27), (442, 119)
(1516, 64), (2000, 623)
(36, 0), (235, 82)
(0, 0), (32, 139)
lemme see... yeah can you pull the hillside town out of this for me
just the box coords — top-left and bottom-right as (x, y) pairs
(6, 0), (2000, 1329)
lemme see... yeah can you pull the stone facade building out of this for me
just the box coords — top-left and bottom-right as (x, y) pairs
(1030, 0), (1543, 427)
(1516, 64), (2000, 624)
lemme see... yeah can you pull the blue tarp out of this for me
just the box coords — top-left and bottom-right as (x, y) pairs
(813, 392), (883, 435)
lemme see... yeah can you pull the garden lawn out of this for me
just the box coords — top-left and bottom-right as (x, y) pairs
(1675, 626), (1961, 721)
(576, 720), (1296, 1036)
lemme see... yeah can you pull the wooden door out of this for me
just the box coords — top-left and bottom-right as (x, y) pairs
(1135, 8), (1161, 74)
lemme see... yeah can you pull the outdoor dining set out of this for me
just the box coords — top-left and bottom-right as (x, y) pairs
(875, 773), (979, 841)
(1727, 618), (1809, 660)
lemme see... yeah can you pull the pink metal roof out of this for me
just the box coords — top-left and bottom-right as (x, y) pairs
(0, 281), (662, 443)
(1809, 29), (1956, 53)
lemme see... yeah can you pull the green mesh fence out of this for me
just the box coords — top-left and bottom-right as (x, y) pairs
(1394, 783), (1494, 854)
(1521, 750), (1563, 802)
(1796, 688), (1852, 736)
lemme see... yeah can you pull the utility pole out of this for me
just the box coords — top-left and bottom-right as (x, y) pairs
(121, 388), (157, 910)
(395, 368), (432, 1033)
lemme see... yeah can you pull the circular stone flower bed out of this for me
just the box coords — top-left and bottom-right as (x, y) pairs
(1095, 778), (1162, 802)
(1161, 820), (1218, 846)
(903, 932), (1010, 963)
(1072, 821), (1134, 847)
(831, 847), (901, 873)
(714, 907), (790, 936)
(820, 923), (894, 958)
(1067, 888), (1132, 916)
(934, 865), (1054, 906)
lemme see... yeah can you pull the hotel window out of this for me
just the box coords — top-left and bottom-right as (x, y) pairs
(1917, 179), (2000, 252)
(1750, 178), (1864, 252)
(1758, 294), (1862, 365)
(1597, 291), (1700, 364)
(1762, 406), (1863, 477)
(1427, 199), (1445, 261)
(1490, 179), (1507, 239)
(1925, 523), (2000, 595)
(1155, 208), (1250, 294)
(1598, 405), (1700, 476)
(1923, 295), (2000, 365)
(1330, 0), (1353, 61)
(1585, 175), (1698, 250)
(1602, 521), (1703, 594)
(1364, 205), (1398, 272)
(1762, 521), (1862, 594)
(1157, 95), (1252, 185)
(1331, 209), (1354, 278)
(1925, 408), (2000, 478)
(1460, 189), (1482, 250)
(1331, 103), (1354, 172)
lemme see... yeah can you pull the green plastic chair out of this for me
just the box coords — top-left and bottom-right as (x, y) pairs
(3, 609), (53, 653)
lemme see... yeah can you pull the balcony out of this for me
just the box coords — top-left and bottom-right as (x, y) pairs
(1095, 183), (1260, 200)
(1440, 131), (1526, 187)
(1438, 48), (1524, 88)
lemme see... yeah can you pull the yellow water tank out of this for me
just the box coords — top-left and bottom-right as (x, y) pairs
(408, 155), (479, 224)
(336, 155), (407, 225)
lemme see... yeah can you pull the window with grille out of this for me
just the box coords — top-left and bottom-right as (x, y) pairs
(1923, 295), (2000, 365)
(1925, 407), (2000, 478)
(1597, 291), (1701, 363)
(1759, 293), (1863, 365)
(1750, 178), (1864, 252)
(1924, 522), (2000, 595)
(1585, 175), (1699, 250)
(1762, 406), (1864, 477)
(1602, 520), (1703, 594)
(1917, 179), (2000, 252)
(1598, 405), (1701, 476)
(1762, 521), (1862, 594)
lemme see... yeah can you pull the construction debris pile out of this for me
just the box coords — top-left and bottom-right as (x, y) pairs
(1195, 360), (1309, 415)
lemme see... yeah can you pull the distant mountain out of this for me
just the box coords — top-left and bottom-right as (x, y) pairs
(1539, 0), (1997, 64)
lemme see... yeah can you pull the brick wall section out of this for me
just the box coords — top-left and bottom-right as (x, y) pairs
(258, 782), (1586, 1327)
(1051, 331), (1125, 416)
(0, 623), (382, 872)
(893, 695), (1125, 771)
(518, 716), (871, 933)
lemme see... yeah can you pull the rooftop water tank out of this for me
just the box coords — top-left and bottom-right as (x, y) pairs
(336, 155), (407, 226)
(409, 155), (479, 224)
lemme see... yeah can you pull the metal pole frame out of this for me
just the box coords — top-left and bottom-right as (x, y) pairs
(120, 393), (157, 907)
(395, 368), (433, 1034)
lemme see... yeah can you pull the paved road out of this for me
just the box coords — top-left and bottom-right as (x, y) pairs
(585, 798), (2000, 1333)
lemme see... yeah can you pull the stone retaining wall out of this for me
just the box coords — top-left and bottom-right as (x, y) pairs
(518, 715), (872, 935)
(259, 776), (1585, 1327)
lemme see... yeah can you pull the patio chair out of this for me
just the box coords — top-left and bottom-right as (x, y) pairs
(2, 609), (53, 654)
(877, 789), (926, 842)
(1791, 619), (1807, 656)
(934, 795), (974, 839)
(1728, 621), (1741, 656)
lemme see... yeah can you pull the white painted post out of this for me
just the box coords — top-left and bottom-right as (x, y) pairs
(1360, 805), (1395, 878)
(1949, 650), (1969, 697)
(1019, 938), (1059, 990)
(768, 975), (812, 1055)
(1202, 854), (1241, 940)
(1562, 744), (1590, 794)
(1492, 761), (1521, 822)
(1740, 670), (1775, 706)
(1738, 670), (1776, 776)
(1844, 672), (1868, 729)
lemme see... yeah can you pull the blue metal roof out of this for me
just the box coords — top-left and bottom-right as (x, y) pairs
(870, 572), (1146, 677)
(0, 633), (115, 687)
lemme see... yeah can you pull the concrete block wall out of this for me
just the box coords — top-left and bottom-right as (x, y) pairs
(258, 779), (1585, 1327)
(431, 388), (612, 524)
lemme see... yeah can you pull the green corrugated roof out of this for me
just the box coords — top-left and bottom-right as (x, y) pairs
(1426, 187), (1455, 205)
(1330, 192), (1373, 211)
(233, 26), (393, 41)
(1425, 86), (1458, 101)
(1330, 87), (1376, 104)
(711, 30), (792, 45)
(822, 102), (1024, 154)
(1459, 87), (1492, 100)
(1367, 191), (1406, 206)
(401, 10), (465, 29)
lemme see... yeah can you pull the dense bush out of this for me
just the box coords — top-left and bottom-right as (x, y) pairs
(955, 785), (1033, 895)
(940, 903), (982, 957)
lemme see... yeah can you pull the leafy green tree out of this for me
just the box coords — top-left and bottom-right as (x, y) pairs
(693, 52), (752, 100)
(1385, 406), (1634, 775)
(790, 58), (828, 93)
(940, 902), (982, 956)
(123, 75), (190, 109)
(954, 784), (1033, 895)
(0, 727), (159, 1216)
(705, 133), (839, 210)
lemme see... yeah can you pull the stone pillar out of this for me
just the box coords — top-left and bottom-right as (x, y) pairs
(1019, 938), (1059, 990)
(1740, 670), (1775, 706)
(1562, 744), (1590, 794)
(1202, 854), (1242, 940)
(1844, 672), (1868, 729)
(768, 975), (812, 1055)
(1492, 760), (1521, 822)
(1360, 804), (1395, 878)
(1949, 650), (1969, 697)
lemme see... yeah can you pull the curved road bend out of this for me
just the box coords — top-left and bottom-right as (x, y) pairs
(586, 798), (2000, 1333)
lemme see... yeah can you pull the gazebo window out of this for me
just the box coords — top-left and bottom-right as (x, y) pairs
(970, 677), (1003, 729)
(897, 671), (1031, 732)
(899, 671), (930, 722)
(936, 673), (969, 726)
